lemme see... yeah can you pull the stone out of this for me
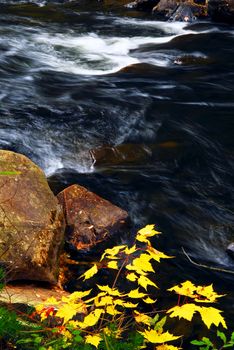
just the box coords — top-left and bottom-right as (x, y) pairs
(57, 184), (128, 251)
(0, 150), (64, 284)
(126, 0), (159, 11)
(89, 144), (152, 167)
(0, 283), (70, 307)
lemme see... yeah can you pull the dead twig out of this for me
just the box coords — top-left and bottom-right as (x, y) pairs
(181, 247), (234, 275)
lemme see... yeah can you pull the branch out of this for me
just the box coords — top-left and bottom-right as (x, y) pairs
(181, 247), (234, 275)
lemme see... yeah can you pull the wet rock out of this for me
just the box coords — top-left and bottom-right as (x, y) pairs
(126, 0), (159, 11)
(153, 0), (207, 20)
(57, 184), (128, 251)
(226, 242), (234, 259)
(169, 3), (205, 21)
(0, 150), (64, 284)
(208, 0), (234, 23)
(89, 144), (152, 167)
(174, 54), (213, 65)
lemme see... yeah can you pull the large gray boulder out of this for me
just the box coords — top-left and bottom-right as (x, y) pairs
(0, 150), (65, 284)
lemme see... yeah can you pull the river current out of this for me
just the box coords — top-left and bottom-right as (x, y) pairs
(0, 0), (234, 319)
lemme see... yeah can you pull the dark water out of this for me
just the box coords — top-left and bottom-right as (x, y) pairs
(0, 0), (234, 322)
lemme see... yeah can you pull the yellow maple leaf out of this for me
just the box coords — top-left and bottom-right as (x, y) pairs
(140, 329), (180, 344)
(120, 301), (138, 308)
(128, 288), (147, 299)
(137, 225), (160, 238)
(134, 311), (153, 326)
(138, 275), (158, 290)
(95, 295), (113, 307)
(168, 281), (197, 298)
(68, 289), (92, 302)
(198, 306), (227, 329)
(85, 334), (102, 348)
(156, 345), (181, 350)
(195, 284), (225, 303)
(107, 261), (118, 270)
(106, 304), (121, 316)
(80, 264), (98, 281)
(80, 308), (104, 328)
(126, 273), (138, 282)
(167, 303), (199, 321)
(97, 285), (123, 297)
(143, 296), (157, 304)
(56, 303), (84, 324)
(124, 245), (137, 255)
(126, 253), (155, 275)
(146, 246), (173, 262)
(100, 245), (126, 261)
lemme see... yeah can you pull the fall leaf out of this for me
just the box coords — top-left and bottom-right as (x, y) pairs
(80, 309), (104, 328)
(107, 260), (119, 270)
(128, 288), (147, 299)
(120, 301), (138, 308)
(139, 329), (181, 344)
(97, 285), (123, 297)
(167, 303), (199, 322)
(156, 345), (181, 350)
(138, 275), (158, 290)
(95, 295), (113, 307)
(124, 245), (137, 255)
(56, 303), (85, 324)
(134, 311), (153, 326)
(85, 334), (102, 348)
(126, 273), (138, 282)
(143, 296), (157, 304)
(80, 264), (98, 281)
(195, 284), (225, 303)
(106, 304), (121, 316)
(100, 245), (126, 261)
(198, 306), (227, 329)
(168, 281), (197, 298)
(126, 253), (154, 275)
(146, 245), (173, 262)
(68, 290), (92, 302)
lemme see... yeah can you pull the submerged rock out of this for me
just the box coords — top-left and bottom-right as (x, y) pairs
(0, 150), (64, 284)
(89, 144), (152, 167)
(57, 184), (128, 251)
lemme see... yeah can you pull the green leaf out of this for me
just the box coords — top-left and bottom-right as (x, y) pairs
(191, 340), (207, 346)
(217, 330), (226, 344)
(201, 337), (213, 347)
(154, 316), (167, 331)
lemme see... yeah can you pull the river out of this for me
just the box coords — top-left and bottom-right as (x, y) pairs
(0, 0), (234, 324)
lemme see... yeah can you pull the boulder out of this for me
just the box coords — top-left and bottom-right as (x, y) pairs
(57, 184), (128, 251)
(153, 0), (207, 19)
(0, 151), (64, 284)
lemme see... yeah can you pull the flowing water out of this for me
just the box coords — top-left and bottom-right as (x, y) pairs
(0, 0), (234, 321)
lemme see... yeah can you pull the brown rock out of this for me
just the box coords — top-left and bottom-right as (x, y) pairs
(57, 184), (128, 250)
(0, 150), (64, 284)
(89, 144), (152, 167)
(0, 283), (70, 307)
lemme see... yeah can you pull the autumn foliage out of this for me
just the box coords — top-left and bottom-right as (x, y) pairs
(31, 225), (229, 349)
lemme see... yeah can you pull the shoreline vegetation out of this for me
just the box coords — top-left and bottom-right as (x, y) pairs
(0, 149), (233, 348)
